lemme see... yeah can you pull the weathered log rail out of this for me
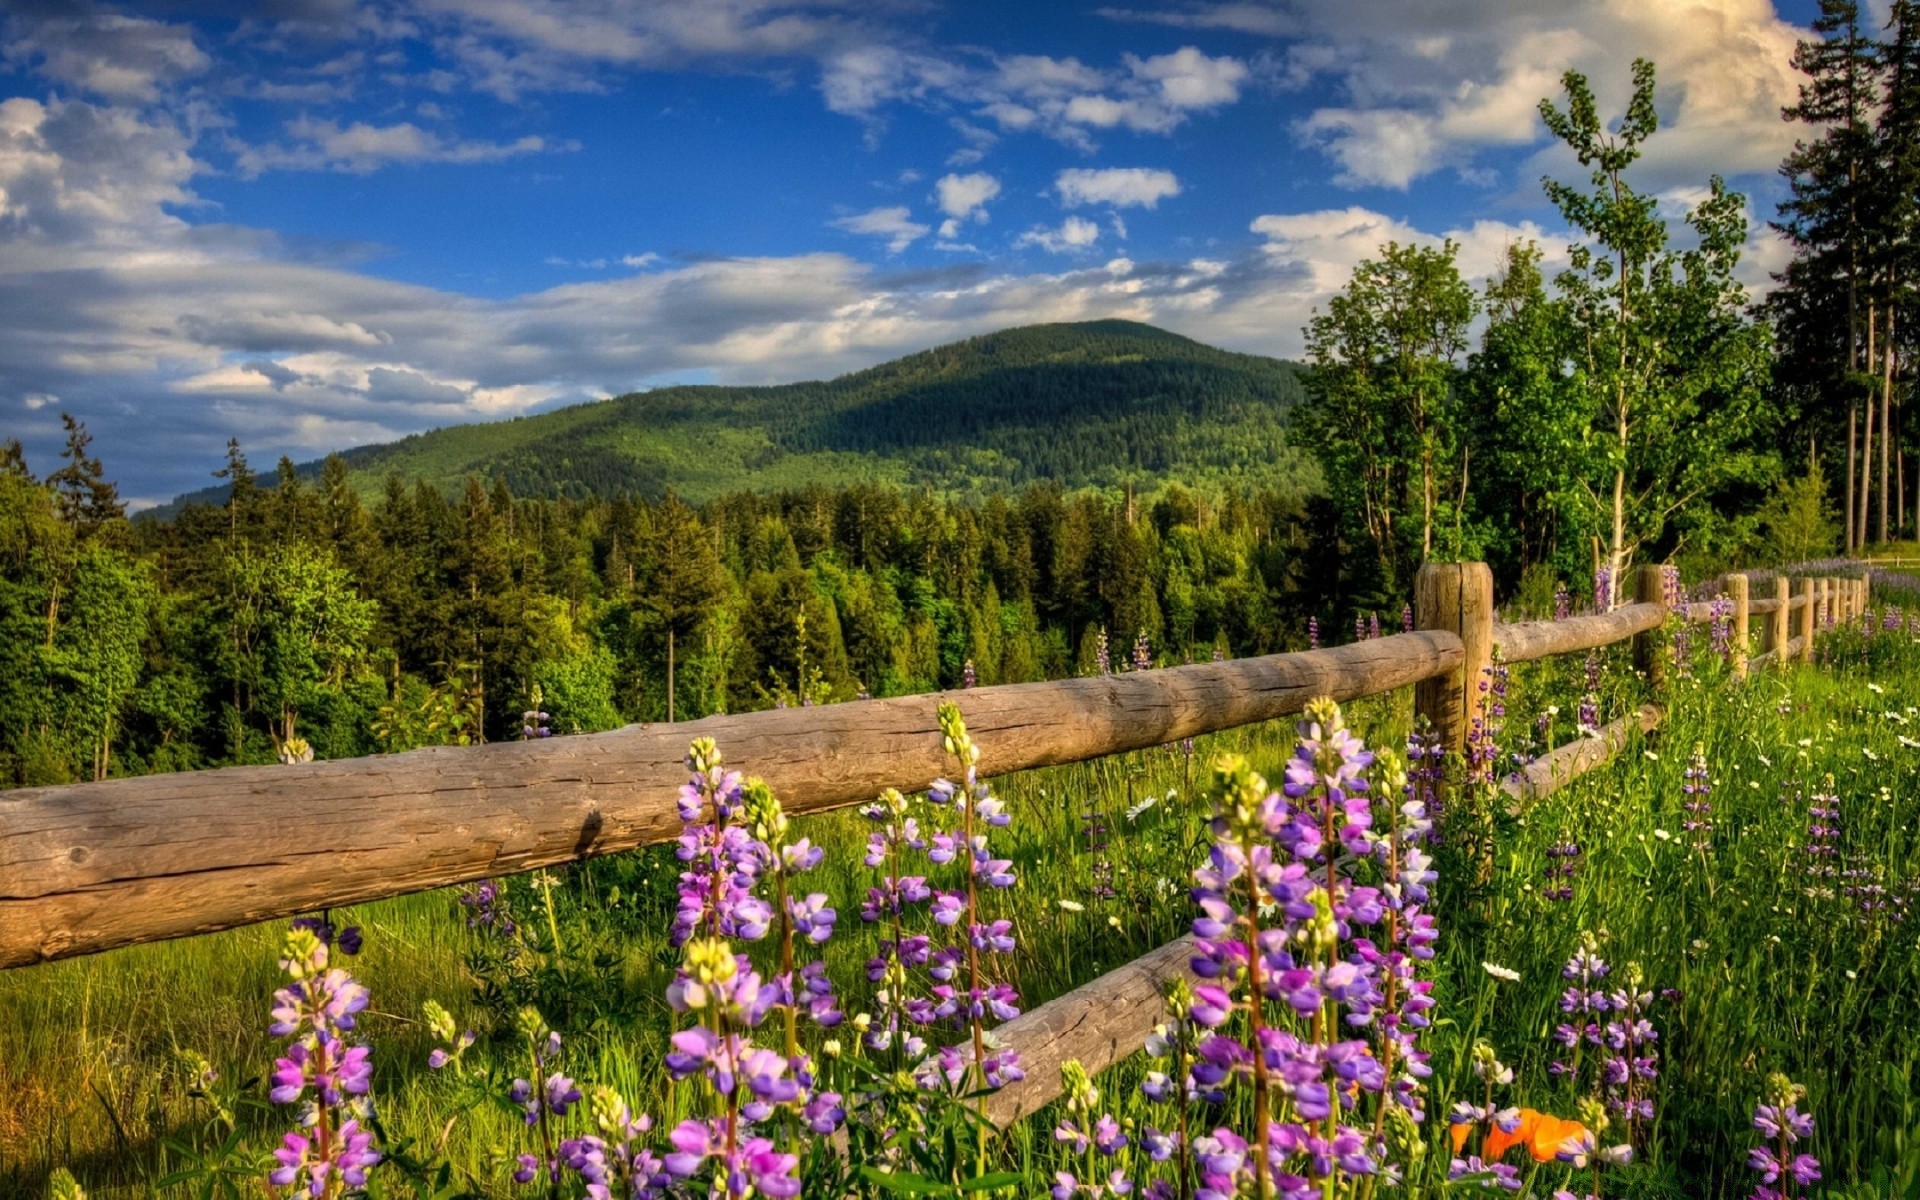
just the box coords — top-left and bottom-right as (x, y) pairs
(0, 633), (1462, 970)
(0, 562), (1883, 1135)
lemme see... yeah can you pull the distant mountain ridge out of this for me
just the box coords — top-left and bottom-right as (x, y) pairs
(168, 320), (1314, 509)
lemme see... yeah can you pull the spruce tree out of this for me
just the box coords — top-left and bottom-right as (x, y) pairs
(1774, 0), (1881, 547)
(47, 414), (124, 535)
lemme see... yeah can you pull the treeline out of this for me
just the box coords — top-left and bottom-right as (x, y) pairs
(0, 428), (1342, 788)
(1302, 59), (1808, 611)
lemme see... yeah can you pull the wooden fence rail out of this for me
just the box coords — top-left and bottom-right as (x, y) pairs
(982, 566), (1871, 1124)
(0, 632), (1462, 970)
(0, 564), (1881, 1135)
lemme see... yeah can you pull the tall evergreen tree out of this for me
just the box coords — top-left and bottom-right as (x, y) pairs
(46, 414), (124, 535)
(1773, 0), (1881, 548)
(636, 492), (726, 722)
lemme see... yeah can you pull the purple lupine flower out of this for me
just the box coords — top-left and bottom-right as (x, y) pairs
(1550, 934), (1610, 1080)
(741, 777), (843, 1055)
(459, 878), (515, 938)
(961, 658), (976, 689)
(1710, 596), (1733, 659)
(266, 927), (382, 1192)
(1406, 722), (1445, 840)
(522, 683), (553, 740)
(1544, 839), (1582, 902)
(557, 1086), (669, 1199)
(1601, 963), (1660, 1140)
(1806, 776), (1841, 895)
(290, 914), (363, 958)
(1401, 603), (1414, 633)
(1464, 657), (1506, 787)
(1749, 1075), (1820, 1200)
(1095, 627), (1112, 676)
(1355, 614), (1367, 644)
(1369, 612), (1381, 641)
(1578, 653), (1601, 736)
(1308, 615), (1320, 649)
(1555, 584), (1571, 621)
(1182, 698), (1426, 1197)
(1594, 565), (1613, 613)
(859, 785), (933, 1061)
(671, 739), (774, 948)
(919, 703), (1023, 1094)
(1681, 742), (1713, 853)
(1133, 630), (1152, 673)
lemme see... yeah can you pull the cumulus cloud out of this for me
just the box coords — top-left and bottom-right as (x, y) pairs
(821, 44), (1251, 152)
(1016, 215), (1103, 253)
(830, 205), (929, 253)
(935, 171), (1000, 238)
(1103, 0), (1802, 191)
(235, 117), (564, 176)
(1056, 167), (1183, 209)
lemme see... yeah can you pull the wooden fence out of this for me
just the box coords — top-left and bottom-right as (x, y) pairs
(0, 563), (1876, 1128)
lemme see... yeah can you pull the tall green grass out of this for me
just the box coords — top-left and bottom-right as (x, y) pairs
(8, 619), (1920, 1198)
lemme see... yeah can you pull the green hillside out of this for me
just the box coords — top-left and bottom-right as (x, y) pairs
(196, 320), (1315, 505)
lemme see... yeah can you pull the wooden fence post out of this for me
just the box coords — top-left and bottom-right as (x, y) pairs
(1414, 562), (1494, 768)
(1797, 578), (1816, 662)
(1763, 574), (1789, 663)
(1634, 565), (1667, 688)
(1729, 573), (1750, 679)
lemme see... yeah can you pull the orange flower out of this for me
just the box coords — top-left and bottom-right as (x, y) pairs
(1481, 1108), (1591, 1163)
(1527, 1114), (1590, 1162)
(1450, 1121), (1472, 1153)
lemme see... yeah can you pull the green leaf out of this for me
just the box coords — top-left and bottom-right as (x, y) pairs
(957, 1171), (1023, 1191)
(858, 1165), (955, 1195)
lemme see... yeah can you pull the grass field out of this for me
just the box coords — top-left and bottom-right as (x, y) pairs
(7, 612), (1920, 1198)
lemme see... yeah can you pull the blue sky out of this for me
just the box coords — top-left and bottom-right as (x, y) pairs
(0, 0), (1841, 503)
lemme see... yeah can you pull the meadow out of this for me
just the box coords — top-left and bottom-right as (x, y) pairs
(7, 591), (1920, 1199)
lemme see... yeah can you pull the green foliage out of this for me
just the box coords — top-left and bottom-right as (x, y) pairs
(1757, 463), (1843, 563)
(1302, 239), (1479, 600)
(1539, 59), (1776, 592)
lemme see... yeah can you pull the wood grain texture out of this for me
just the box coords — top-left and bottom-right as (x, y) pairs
(0, 634), (1463, 969)
(1730, 574), (1750, 679)
(985, 935), (1198, 1128)
(1414, 563), (1493, 765)
(1490, 603), (1664, 664)
(1502, 705), (1664, 815)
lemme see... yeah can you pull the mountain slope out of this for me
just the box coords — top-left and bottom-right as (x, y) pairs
(202, 320), (1316, 505)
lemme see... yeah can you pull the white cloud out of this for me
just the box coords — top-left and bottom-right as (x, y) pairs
(821, 44), (1250, 153)
(1104, 0), (1802, 191)
(1056, 167), (1183, 209)
(1017, 215), (1103, 253)
(936, 171), (1002, 220)
(830, 205), (929, 253)
(1248, 206), (1567, 294)
(235, 117), (563, 176)
(935, 171), (1000, 237)
(1126, 46), (1247, 110)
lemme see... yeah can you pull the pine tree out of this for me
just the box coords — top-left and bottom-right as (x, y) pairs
(1774, 0), (1881, 548)
(1874, 0), (1920, 541)
(46, 414), (124, 535)
(637, 493), (726, 722)
(213, 437), (257, 541)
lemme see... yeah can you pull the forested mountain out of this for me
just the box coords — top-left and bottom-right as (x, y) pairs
(163, 321), (1313, 510)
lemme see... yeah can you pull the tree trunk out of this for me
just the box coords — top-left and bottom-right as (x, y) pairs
(1882, 306), (1896, 546)
(1862, 302), (1877, 549)
(667, 626), (676, 724)
(1847, 406), (1858, 553)
(1861, 391), (1875, 550)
